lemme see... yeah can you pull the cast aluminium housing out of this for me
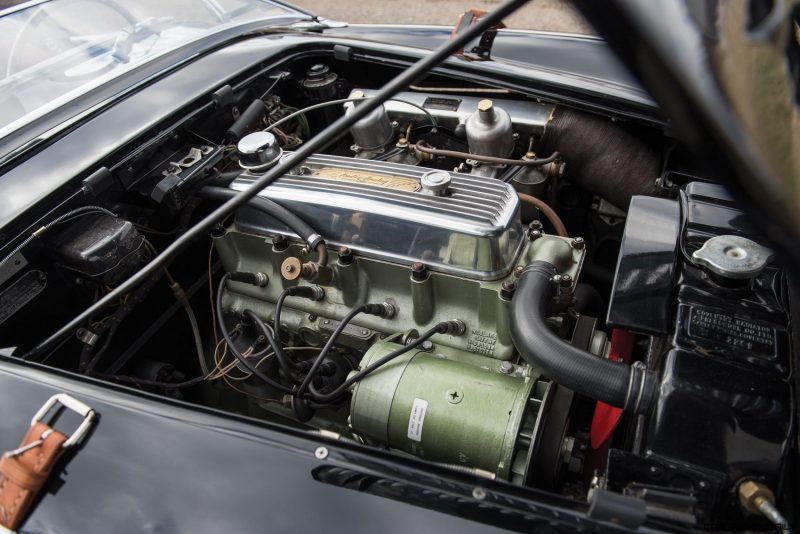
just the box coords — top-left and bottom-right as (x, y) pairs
(230, 153), (525, 279)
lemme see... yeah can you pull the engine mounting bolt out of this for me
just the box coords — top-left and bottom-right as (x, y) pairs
(272, 234), (288, 251)
(411, 261), (429, 281)
(499, 361), (514, 374)
(338, 246), (354, 265)
(571, 237), (585, 249)
(314, 446), (329, 460)
(559, 274), (573, 288)
(500, 279), (516, 300)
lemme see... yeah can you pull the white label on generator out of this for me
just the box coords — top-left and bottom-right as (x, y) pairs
(407, 398), (428, 442)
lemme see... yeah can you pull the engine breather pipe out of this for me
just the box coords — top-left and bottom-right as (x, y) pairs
(198, 186), (328, 267)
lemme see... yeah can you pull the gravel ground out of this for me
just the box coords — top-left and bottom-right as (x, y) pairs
(0, 0), (591, 34)
(290, 0), (593, 33)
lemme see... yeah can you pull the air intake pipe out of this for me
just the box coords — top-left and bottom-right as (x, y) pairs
(538, 107), (660, 210)
(510, 261), (656, 414)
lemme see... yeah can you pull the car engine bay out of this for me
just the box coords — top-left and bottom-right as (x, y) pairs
(0, 50), (794, 531)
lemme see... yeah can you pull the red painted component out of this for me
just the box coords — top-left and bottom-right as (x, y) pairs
(590, 329), (635, 449)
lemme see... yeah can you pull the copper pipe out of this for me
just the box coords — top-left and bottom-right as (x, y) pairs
(415, 141), (560, 167)
(518, 193), (568, 237)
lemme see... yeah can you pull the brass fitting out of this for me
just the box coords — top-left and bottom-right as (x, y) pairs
(738, 479), (775, 515)
(280, 256), (333, 285)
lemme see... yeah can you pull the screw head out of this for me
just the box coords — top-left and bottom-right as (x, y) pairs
(421, 340), (434, 351)
(472, 487), (486, 500)
(446, 389), (464, 404)
(571, 237), (585, 249)
(314, 446), (328, 460)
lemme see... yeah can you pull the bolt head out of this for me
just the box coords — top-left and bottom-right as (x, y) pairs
(472, 487), (487, 500)
(499, 361), (514, 374)
(571, 237), (586, 249)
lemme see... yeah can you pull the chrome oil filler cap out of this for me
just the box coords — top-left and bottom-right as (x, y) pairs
(238, 131), (282, 171)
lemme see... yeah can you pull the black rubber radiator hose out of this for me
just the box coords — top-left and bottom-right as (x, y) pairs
(538, 107), (660, 210)
(198, 186), (328, 266)
(510, 261), (657, 414)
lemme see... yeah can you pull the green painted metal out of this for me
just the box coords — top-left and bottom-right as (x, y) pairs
(349, 341), (538, 479)
(215, 227), (585, 360)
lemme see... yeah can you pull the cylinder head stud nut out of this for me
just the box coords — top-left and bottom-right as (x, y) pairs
(571, 237), (585, 250)
(338, 246), (354, 265)
(500, 279), (516, 300)
(411, 261), (429, 281)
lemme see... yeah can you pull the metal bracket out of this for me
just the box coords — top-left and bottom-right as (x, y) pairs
(450, 9), (506, 61)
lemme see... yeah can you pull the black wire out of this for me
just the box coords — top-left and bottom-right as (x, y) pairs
(308, 323), (446, 403)
(294, 304), (369, 399)
(91, 373), (206, 389)
(23, 0), (529, 361)
(242, 309), (300, 376)
(273, 288), (292, 345)
(216, 274), (294, 394)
